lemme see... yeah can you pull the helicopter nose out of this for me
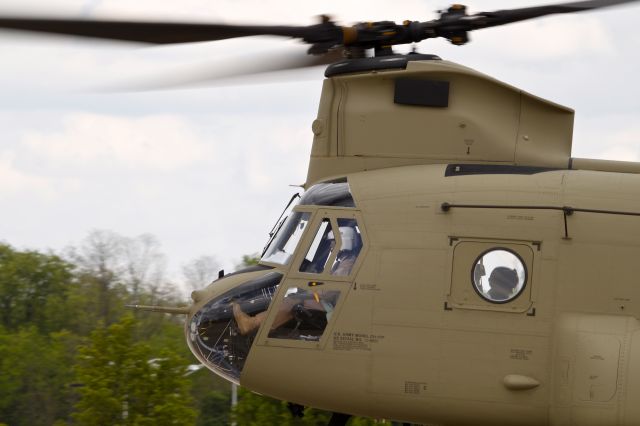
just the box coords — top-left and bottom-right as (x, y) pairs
(186, 270), (283, 384)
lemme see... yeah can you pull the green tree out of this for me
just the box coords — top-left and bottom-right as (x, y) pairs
(188, 367), (233, 426)
(238, 254), (260, 269)
(0, 244), (74, 333)
(73, 315), (196, 426)
(232, 387), (389, 426)
(0, 327), (78, 425)
(232, 388), (295, 426)
(195, 390), (230, 426)
(0, 235), (195, 426)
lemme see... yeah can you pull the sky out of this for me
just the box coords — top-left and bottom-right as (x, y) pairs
(1, 0), (639, 289)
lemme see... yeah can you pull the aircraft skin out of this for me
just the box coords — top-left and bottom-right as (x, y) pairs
(186, 59), (640, 425)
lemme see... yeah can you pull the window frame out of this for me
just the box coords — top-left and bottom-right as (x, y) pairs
(446, 237), (538, 314)
(254, 279), (348, 349)
(470, 247), (529, 305)
(289, 208), (367, 281)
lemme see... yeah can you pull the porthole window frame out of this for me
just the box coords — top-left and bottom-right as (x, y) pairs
(469, 247), (528, 305)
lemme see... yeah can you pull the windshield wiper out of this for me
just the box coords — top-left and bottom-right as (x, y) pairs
(262, 192), (301, 256)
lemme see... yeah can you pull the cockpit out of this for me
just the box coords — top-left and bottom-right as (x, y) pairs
(261, 180), (357, 265)
(187, 179), (365, 384)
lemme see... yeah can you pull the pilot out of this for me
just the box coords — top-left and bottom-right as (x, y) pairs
(329, 226), (360, 276)
(300, 224), (361, 275)
(487, 266), (519, 301)
(233, 290), (333, 336)
(232, 303), (268, 335)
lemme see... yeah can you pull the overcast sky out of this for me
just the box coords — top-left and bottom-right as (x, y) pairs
(1, 0), (639, 288)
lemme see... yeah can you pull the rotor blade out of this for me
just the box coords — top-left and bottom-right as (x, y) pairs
(101, 45), (344, 91)
(466, 0), (640, 30)
(0, 16), (315, 44)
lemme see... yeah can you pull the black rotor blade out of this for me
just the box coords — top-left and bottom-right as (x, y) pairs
(0, 17), (319, 44)
(467, 0), (640, 30)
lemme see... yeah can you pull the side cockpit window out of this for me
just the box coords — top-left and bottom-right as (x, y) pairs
(300, 219), (334, 274)
(331, 218), (363, 276)
(261, 178), (353, 266)
(267, 287), (341, 341)
(299, 217), (363, 276)
(262, 212), (311, 265)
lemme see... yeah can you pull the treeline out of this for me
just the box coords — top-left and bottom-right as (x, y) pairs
(0, 230), (229, 426)
(0, 231), (387, 426)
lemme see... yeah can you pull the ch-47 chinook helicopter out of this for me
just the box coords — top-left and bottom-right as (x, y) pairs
(3, 0), (640, 424)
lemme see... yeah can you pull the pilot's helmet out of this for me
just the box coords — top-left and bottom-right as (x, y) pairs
(327, 227), (356, 251)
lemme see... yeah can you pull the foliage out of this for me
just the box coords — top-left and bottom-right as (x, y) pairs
(66, 230), (172, 325)
(195, 390), (230, 426)
(232, 388), (390, 425)
(239, 254), (260, 268)
(73, 315), (196, 426)
(232, 388), (296, 426)
(0, 327), (78, 426)
(0, 238), (198, 426)
(0, 244), (74, 333)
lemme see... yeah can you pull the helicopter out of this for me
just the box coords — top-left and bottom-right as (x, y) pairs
(2, 0), (640, 425)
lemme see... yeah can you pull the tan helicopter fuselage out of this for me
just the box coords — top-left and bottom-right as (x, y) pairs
(188, 59), (640, 426)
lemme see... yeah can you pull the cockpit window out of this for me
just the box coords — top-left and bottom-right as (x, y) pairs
(188, 272), (283, 384)
(262, 211), (311, 265)
(299, 181), (355, 207)
(261, 181), (354, 263)
(267, 286), (341, 341)
(300, 219), (335, 274)
(330, 218), (363, 276)
(299, 217), (363, 276)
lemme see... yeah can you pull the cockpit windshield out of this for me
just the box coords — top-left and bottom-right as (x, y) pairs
(188, 272), (283, 384)
(261, 179), (355, 266)
(261, 211), (311, 265)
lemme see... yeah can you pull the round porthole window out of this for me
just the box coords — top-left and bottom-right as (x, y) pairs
(471, 248), (527, 304)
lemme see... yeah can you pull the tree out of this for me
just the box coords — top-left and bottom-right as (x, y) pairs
(0, 327), (78, 426)
(67, 230), (126, 323)
(232, 388), (297, 426)
(232, 387), (390, 426)
(121, 233), (167, 297)
(195, 390), (230, 426)
(0, 243), (74, 333)
(67, 230), (171, 324)
(238, 254), (260, 269)
(232, 390), (396, 425)
(182, 255), (220, 292)
(0, 234), (194, 426)
(73, 315), (196, 426)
